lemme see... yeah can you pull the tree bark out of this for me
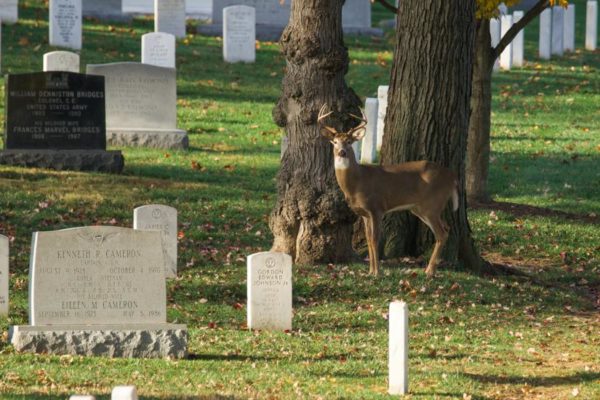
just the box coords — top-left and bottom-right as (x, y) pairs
(270, 0), (362, 264)
(466, 20), (494, 203)
(380, 0), (488, 274)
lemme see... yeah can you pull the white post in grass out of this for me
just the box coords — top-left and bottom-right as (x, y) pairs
(512, 11), (525, 67)
(361, 97), (378, 164)
(500, 14), (513, 70)
(586, 1), (598, 50)
(539, 8), (552, 59)
(389, 301), (408, 395)
(563, 5), (576, 52)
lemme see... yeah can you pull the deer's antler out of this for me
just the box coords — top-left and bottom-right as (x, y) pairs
(317, 104), (338, 136)
(347, 109), (368, 137)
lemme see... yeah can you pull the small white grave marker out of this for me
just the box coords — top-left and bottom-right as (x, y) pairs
(539, 8), (552, 59)
(564, 5), (576, 52)
(223, 5), (256, 63)
(43, 51), (80, 72)
(551, 6), (565, 56)
(142, 32), (176, 69)
(490, 18), (501, 70)
(0, 0), (18, 24)
(361, 97), (378, 164)
(389, 301), (408, 395)
(500, 15), (513, 70)
(112, 386), (138, 400)
(134, 204), (178, 278)
(154, 0), (186, 38)
(247, 252), (292, 331)
(586, 1), (598, 51)
(512, 11), (525, 67)
(0, 234), (8, 316)
(376, 85), (388, 151)
(49, 0), (82, 50)
(69, 396), (96, 400)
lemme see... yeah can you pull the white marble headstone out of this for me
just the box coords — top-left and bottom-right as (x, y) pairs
(512, 11), (524, 67)
(0, 0), (18, 24)
(361, 97), (378, 164)
(539, 8), (552, 60)
(43, 50), (80, 72)
(551, 6), (565, 56)
(223, 5), (256, 63)
(500, 15), (513, 70)
(155, 0), (186, 39)
(142, 32), (176, 68)
(133, 204), (177, 278)
(247, 252), (292, 331)
(0, 234), (8, 316)
(490, 18), (501, 71)
(389, 301), (408, 395)
(112, 386), (138, 400)
(563, 5), (575, 52)
(376, 85), (388, 151)
(49, 0), (82, 50)
(586, 1), (598, 51)
(70, 396), (96, 400)
(28, 226), (166, 325)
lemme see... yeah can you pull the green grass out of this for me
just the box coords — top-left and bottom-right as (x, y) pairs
(0, 1), (599, 399)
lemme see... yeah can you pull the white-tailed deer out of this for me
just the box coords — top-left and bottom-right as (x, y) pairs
(318, 105), (458, 277)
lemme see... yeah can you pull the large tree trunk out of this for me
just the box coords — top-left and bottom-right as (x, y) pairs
(270, 0), (362, 264)
(466, 20), (494, 203)
(380, 0), (489, 274)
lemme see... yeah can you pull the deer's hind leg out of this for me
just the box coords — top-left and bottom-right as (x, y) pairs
(412, 210), (449, 278)
(364, 212), (383, 276)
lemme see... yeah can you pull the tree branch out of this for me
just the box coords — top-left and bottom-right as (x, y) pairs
(373, 0), (398, 14)
(491, 0), (549, 60)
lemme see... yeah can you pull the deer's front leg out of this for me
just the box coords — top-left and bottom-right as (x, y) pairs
(366, 212), (383, 276)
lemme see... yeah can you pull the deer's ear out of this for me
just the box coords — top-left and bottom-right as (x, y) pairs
(320, 127), (337, 141)
(351, 128), (366, 141)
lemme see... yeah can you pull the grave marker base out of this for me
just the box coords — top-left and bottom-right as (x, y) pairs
(107, 129), (189, 150)
(0, 150), (124, 173)
(10, 324), (187, 359)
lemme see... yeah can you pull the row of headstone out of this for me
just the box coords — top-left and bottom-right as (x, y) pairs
(540, 3), (597, 60)
(490, 11), (525, 71)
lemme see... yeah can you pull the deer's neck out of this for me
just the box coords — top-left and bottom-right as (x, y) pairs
(333, 148), (361, 194)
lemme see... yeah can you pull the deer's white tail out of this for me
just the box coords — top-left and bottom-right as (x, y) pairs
(451, 182), (459, 212)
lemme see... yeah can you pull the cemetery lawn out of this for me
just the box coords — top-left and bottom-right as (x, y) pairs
(0, 1), (599, 399)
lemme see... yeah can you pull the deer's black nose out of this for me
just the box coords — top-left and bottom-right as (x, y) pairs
(338, 149), (347, 158)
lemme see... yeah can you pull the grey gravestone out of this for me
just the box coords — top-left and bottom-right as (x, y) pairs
(539, 8), (551, 59)
(10, 226), (187, 358)
(360, 97), (378, 164)
(155, 0), (186, 38)
(587, 1), (598, 51)
(223, 5), (256, 63)
(490, 18), (501, 70)
(376, 85), (388, 152)
(82, 0), (128, 21)
(0, 235), (8, 316)
(49, 0), (83, 50)
(142, 32), (176, 68)
(133, 204), (177, 278)
(122, 0), (152, 13)
(43, 51), (80, 72)
(551, 6), (564, 56)
(86, 62), (188, 149)
(563, 5), (575, 52)
(0, 71), (124, 172)
(512, 11), (524, 67)
(123, 0), (210, 17)
(247, 252), (292, 331)
(0, 0), (18, 24)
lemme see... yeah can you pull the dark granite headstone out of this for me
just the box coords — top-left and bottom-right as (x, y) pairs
(1, 71), (124, 173)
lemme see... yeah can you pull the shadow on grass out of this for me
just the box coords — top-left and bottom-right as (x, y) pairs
(188, 352), (277, 362)
(463, 371), (600, 387)
(470, 200), (599, 225)
(0, 395), (238, 400)
(411, 393), (490, 400)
